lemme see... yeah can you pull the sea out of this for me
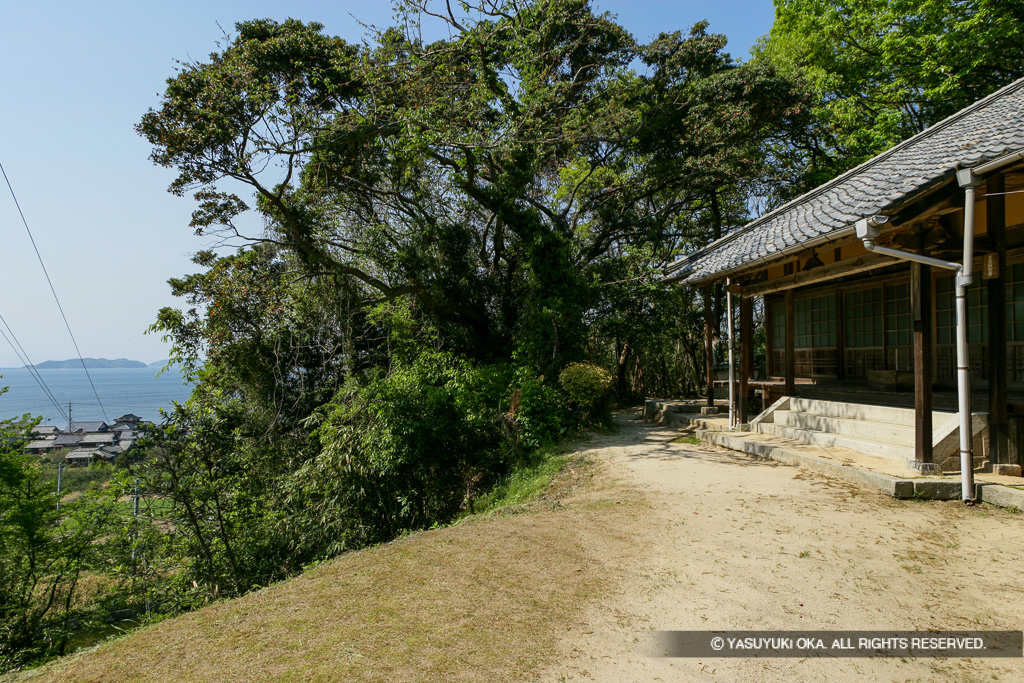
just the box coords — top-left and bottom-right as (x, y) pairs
(0, 366), (194, 427)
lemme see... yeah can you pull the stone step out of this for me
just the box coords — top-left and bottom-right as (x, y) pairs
(756, 422), (915, 463)
(773, 410), (917, 448)
(787, 397), (956, 428)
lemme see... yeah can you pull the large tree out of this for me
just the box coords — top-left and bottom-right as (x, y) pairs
(756, 0), (1024, 180)
(139, 1), (806, 376)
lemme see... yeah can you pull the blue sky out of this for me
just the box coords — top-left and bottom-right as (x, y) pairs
(0, 0), (776, 368)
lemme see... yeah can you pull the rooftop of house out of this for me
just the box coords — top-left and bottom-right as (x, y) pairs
(665, 76), (1024, 286)
(80, 432), (116, 444)
(67, 421), (109, 434)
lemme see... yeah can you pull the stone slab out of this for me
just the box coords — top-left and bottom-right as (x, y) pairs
(977, 483), (1024, 510)
(695, 424), (1024, 510)
(699, 431), (975, 502)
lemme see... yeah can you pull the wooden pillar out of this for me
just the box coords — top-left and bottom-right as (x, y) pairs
(785, 288), (795, 395)
(988, 173), (1008, 464)
(912, 261), (933, 463)
(739, 295), (753, 423)
(704, 285), (714, 407)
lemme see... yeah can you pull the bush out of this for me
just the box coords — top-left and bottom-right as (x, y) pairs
(558, 362), (612, 426)
(510, 371), (568, 451)
(310, 350), (502, 548)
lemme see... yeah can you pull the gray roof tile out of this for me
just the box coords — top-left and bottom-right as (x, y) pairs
(666, 77), (1024, 285)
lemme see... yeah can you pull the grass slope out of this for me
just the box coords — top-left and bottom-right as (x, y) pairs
(24, 449), (644, 682)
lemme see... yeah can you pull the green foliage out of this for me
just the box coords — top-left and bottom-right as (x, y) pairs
(509, 370), (569, 451)
(130, 399), (318, 600)
(469, 442), (567, 514)
(0, 409), (123, 672)
(310, 349), (501, 547)
(756, 0), (1024, 178)
(109, 1), (827, 661)
(559, 363), (613, 426)
(140, 6), (805, 377)
(38, 463), (114, 495)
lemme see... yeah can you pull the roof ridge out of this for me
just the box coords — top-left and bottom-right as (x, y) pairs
(666, 76), (1024, 274)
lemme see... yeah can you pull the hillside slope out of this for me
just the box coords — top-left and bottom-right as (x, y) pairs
(22, 450), (644, 682)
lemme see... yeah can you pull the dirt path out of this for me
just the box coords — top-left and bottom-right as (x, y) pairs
(542, 411), (1024, 682)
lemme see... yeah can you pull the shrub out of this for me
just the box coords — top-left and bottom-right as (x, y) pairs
(558, 362), (612, 426)
(510, 370), (568, 451)
(310, 350), (502, 548)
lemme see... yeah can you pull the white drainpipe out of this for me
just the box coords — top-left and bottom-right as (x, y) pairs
(955, 170), (980, 504)
(856, 168), (985, 504)
(726, 278), (736, 429)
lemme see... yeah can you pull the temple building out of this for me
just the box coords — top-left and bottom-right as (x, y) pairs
(665, 77), (1024, 481)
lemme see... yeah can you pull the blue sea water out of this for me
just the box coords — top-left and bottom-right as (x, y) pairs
(0, 367), (194, 426)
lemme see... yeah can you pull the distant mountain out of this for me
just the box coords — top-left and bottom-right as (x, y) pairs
(30, 358), (148, 369)
(148, 360), (170, 369)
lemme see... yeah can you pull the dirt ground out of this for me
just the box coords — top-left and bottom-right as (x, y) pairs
(16, 410), (1024, 682)
(541, 410), (1024, 682)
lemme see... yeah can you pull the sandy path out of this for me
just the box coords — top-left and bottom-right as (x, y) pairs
(542, 411), (1024, 682)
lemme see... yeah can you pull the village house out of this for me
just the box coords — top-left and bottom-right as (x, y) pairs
(26, 415), (145, 464)
(665, 76), (1024, 500)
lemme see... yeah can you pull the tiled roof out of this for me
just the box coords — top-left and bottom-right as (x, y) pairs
(81, 432), (115, 444)
(68, 421), (108, 433)
(665, 77), (1024, 285)
(53, 434), (84, 447)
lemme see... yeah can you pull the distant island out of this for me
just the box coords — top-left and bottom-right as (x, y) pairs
(29, 358), (149, 369)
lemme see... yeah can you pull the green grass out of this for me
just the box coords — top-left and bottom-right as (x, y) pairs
(39, 464), (116, 495)
(673, 434), (700, 445)
(470, 443), (568, 514)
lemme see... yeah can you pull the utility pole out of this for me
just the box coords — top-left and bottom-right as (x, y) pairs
(67, 401), (72, 432)
(132, 480), (140, 564)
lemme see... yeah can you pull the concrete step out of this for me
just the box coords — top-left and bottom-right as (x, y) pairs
(773, 410), (917, 448)
(787, 397), (956, 428)
(757, 422), (915, 463)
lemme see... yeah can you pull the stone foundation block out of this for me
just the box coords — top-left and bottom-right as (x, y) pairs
(906, 461), (941, 475)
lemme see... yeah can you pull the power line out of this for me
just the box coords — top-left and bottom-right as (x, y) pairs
(0, 313), (68, 421)
(1, 159), (109, 423)
(0, 313), (71, 424)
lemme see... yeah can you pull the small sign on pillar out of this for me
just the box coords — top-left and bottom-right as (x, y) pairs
(983, 252), (999, 279)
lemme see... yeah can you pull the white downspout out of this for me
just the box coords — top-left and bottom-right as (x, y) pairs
(856, 167), (980, 504)
(726, 278), (736, 429)
(955, 168), (980, 504)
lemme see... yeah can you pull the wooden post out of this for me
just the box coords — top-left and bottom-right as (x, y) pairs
(785, 288), (795, 395)
(988, 173), (1008, 464)
(740, 295), (753, 423)
(912, 261), (933, 464)
(704, 285), (714, 407)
